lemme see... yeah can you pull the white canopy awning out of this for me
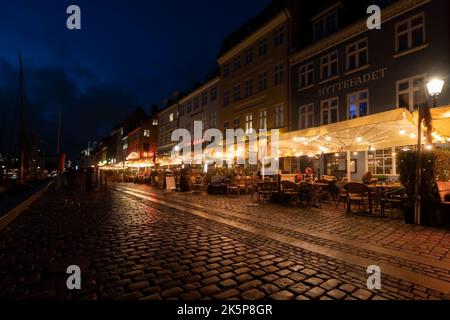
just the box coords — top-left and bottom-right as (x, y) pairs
(279, 108), (418, 156)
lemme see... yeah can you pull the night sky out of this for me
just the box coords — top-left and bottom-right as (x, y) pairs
(0, 0), (271, 160)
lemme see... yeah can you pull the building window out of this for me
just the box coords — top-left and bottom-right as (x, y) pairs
(259, 38), (267, 56)
(234, 85), (241, 102)
(397, 75), (426, 111)
(320, 51), (338, 80)
(321, 97), (338, 125)
(143, 129), (150, 137)
(245, 80), (253, 98)
(245, 114), (253, 134)
(274, 26), (284, 47)
(259, 110), (267, 130)
(224, 91), (230, 106)
(233, 118), (240, 130)
(210, 87), (217, 101)
(346, 39), (368, 71)
(143, 143), (150, 152)
(223, 64), (230, 77)
(194, 96), (200, 109)
(258, 72), (267, 91)
(348, 90), (369, 119)
(152, 119), (158, 126)
(298, 62), (314, 88)
(395, 13), (425, 53)
(179, 105), (185, 116)
(245, 48), (253, 64)
(234, 56), (241, 71)
(298, 104), (314, 129)
(274, 63), (284, 85)
(201, 92), (208, 106)
(224, 121), (229, 131)
(368, 148), (393, 175)
(187, 101), (192, 113)
(169, 113), (174, 122)
(313, 10), (338, 41)
(274, 105), (284, 128)
(209, 113), (217, 128)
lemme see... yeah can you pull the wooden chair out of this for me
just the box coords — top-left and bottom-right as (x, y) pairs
(257, 181), (274, 202)
(344, 182), (373, 215)
(330, 181), (348, 209)
(281, 180), (300, 204)
(298, 182), (314, 207)
(379, 187), (407, 217)
(227, 179), (240, 197)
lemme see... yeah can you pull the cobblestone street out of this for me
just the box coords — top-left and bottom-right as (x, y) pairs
(1, 182), (450, 300)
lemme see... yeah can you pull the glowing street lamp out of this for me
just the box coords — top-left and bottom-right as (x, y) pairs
(427, 79), (444, 106)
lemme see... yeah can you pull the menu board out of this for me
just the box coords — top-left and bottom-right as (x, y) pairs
(165, 176), (176, 191)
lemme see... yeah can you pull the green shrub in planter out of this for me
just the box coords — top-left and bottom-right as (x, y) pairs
(398, 151), (439, 225)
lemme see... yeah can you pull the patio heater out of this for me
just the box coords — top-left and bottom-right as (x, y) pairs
(414, 79), (444, 224)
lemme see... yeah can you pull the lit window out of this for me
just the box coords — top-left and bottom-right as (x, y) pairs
(320, 51), (338, 80)
(348, 90), (369, 119)
(259, 109), (267, 130)
(245, 114), (253, 134)
(143, 129), (150, 137)
(299, 104), (314, 129)
(346, 39), (368, 71)
(169, 113), (174, 122)
(395, 13), (425, 53)
(321, 97), (338, 125)
(298, 62), (314, 88)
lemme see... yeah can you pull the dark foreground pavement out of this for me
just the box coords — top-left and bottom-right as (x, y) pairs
(1, 182), (450, 300)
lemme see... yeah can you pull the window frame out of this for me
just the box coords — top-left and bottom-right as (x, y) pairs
(346, 38), (368, 71)
(298, 62), (314, 88)
(320, 50), (339, 81)
(396, 74), (426, 111)
(298, 103), (314, 129)
(320, 97), (339, 125)
(347, 89), (369, 119)
(395, 12), (426, 53)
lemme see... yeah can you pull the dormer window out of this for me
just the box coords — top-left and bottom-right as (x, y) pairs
(313, 7), (338, 41)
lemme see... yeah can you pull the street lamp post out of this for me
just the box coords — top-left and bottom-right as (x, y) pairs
(415, 79), (444, 225)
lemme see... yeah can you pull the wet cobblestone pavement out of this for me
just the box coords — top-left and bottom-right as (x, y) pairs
(1, 182), (450, 300)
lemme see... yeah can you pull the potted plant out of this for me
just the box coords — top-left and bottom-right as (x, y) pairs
(398, 151), (439, 225)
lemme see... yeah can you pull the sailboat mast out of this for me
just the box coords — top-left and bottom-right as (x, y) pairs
(18, 53), (25, 185)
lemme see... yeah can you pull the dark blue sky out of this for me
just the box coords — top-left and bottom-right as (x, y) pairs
(0, 0), (271, 159)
